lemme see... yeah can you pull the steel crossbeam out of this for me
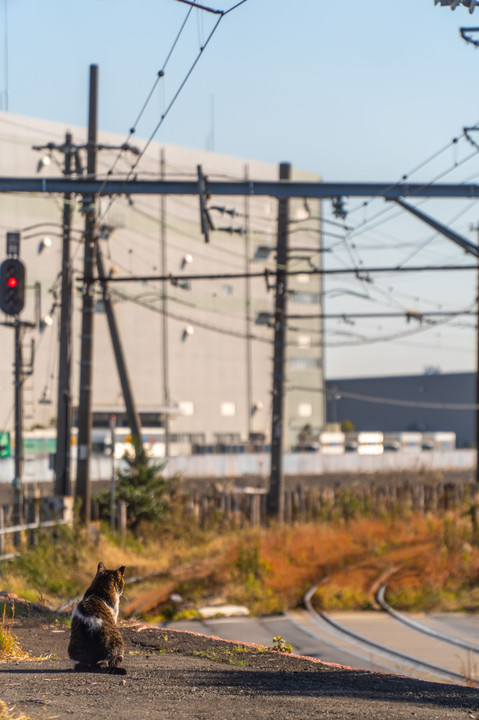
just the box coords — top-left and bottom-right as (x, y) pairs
(2, 177), (479, 199)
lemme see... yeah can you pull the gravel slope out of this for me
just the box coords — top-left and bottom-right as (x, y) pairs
(0, 609), (479, 720)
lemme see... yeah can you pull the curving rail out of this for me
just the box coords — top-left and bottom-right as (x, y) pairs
(303, 586), (474, 685)
(376, 583), (479, 655)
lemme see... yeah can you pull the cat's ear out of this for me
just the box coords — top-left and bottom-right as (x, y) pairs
(118, 565), (125, 577)
(97, 562), (106, 573)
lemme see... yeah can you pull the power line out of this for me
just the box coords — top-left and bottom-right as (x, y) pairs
(323, 316), (469, 348)
(98, 2), (247, 225)
(97, 263), (478, 284)
(112, 287), (271, 344)
(176, 0), (248, 13)
(96, 0), (200, 196)
(291, 386), (479, 411)
(395, 199), (479, 269)
(288, 310), (478, 321)
(346, 128), (473, 222)
(339, 136), (479, 250)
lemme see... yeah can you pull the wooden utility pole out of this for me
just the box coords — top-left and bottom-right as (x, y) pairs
(76, 64), (98, 526)
(267, 162), (291, 522)
(160, 149), (170, 459)
(244, 164), (253, 442)
(54, 132), (74, 497)
(96, 242), (142, 444)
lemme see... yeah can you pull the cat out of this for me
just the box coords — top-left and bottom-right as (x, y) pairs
(68, 562), (127, 675)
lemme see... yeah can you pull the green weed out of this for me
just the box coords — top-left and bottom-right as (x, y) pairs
(193, 649), (243, 665)
(270, 635), (292, 654)
(313, 585), (374, 611)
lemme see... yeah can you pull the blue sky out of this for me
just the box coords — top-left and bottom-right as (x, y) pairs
(5, 0), (476, 178)
(4, 0), (479, 379)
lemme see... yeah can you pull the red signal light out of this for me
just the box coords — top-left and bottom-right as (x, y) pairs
(0, 258), (25, 316)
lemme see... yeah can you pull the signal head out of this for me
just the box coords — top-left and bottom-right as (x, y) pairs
(0, 258), (25, 316)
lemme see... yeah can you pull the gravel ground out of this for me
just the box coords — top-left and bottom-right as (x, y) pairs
(1, 605), (479, 720)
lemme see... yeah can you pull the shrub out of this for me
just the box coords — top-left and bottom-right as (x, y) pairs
(98, 445), (177, 533)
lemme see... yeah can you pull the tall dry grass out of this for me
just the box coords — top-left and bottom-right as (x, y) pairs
(2, 506), (479, 617)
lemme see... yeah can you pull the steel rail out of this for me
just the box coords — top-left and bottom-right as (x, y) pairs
(304, 586), (468, 685)
(376, 583), (479, 655)
(285, 610), (410, 676)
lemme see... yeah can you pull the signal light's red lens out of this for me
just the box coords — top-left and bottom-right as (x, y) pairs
(7, 277), (17, 288)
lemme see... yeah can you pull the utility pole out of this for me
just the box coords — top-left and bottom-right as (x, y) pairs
(109, 413), (116, 533)
(76, 64), (98, 526)
(267, 162), (291, 522)
(96, 242), (142, 444)
(319, 199), (326, 430)
(160, 149), (170, 459)
(476, 223), (479, 485)
(55, 132), (74, 496)
(34, 75), (144, 500)
(244, 164), (253, 442)
(470, 221), (479, 486)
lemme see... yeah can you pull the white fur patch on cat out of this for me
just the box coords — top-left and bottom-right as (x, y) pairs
(72, 605), (104, 631)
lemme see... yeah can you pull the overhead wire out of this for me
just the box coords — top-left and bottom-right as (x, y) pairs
(290, 385), (479, 411)
(95, 0), (201, 197)
(113, 286), (272, 344)
(395, 199), (479, 268)
(98, 1), (247, 226)
(345, 129), (471, 221)
(341, 153), (478, 249)
(328, 129), (479, 276)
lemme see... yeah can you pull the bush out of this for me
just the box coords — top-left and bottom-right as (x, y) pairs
(108, 446), (176, 533)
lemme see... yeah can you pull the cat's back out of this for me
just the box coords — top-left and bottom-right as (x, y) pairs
(71, 595), (117, 629)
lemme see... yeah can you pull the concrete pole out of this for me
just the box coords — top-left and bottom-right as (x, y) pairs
(54, 132), (74, 497)
(267, 162), (291, 522)
(75, 64), (98, 526)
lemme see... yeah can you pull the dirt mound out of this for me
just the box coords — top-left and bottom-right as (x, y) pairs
(1, 610), (479, 720)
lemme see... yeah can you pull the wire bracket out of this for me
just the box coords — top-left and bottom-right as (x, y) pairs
(197, 165), (214, 243)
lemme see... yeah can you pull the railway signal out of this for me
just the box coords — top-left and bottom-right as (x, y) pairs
(0, 258), (25, 316)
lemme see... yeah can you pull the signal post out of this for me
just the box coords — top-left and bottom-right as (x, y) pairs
(0, 232), (33, 539)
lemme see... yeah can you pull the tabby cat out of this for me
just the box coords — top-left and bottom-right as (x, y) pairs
(68, 562), (127, 675)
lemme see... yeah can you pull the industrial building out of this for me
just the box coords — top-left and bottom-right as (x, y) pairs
(0, 111), (325, 453)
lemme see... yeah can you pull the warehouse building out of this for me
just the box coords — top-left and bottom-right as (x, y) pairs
(0, 112), (325, 453)
(326, 371), (475, 448)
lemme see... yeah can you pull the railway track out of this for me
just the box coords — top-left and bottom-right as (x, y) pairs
(376, 583), (479, 655)
(299, 585), (479, 685)
(64, 563), (479, 686)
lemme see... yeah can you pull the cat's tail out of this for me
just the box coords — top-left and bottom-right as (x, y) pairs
(73, 662), (127, 675)
(103, 666), (127, 676)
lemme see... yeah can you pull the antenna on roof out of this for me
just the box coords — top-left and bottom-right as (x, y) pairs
(2, 0), (8, 112)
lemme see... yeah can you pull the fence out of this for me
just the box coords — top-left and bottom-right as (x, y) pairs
(184, 476), (479, 528)
(0, 477), (475, 542)
(0, 496), (74, 559)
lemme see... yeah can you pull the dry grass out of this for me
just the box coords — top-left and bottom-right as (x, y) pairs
(3, 509), (479, 618)
(220, 513), (479, 614)
(0, 701), (35, 720)
(0, 605), (29, 662)
(98, 511), (479, 617)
